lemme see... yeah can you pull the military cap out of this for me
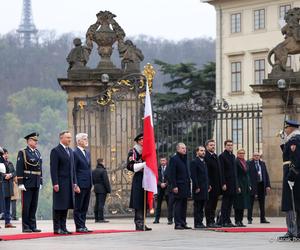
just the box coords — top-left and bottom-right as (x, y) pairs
(134, 133), (143, 142)
(285, 120), (300, 128)
(24, 132), (39, 141)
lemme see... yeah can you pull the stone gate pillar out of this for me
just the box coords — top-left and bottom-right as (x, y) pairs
(251, 73), (300, 216)
(57, 10), (155, 217)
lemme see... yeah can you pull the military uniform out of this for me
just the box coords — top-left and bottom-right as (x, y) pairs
(16, 132), (42, 232)
(126, 133), (151, 231)
(279, 120), (300, 240)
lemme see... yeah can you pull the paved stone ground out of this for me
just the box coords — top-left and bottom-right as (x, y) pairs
(0, 217), (299, 249)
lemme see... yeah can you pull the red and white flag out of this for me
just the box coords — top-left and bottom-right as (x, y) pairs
(142, 82), (158, 210)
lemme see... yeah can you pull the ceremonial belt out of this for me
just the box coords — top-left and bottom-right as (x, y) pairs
(24, 170), (41, 175)
(283, 161), (291, 166)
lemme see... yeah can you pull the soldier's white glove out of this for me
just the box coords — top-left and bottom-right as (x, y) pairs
(18, 184), (26, 191)
(288, 181), (295, 190)
(0, 163), (6, 174)
(133, 162), (146, 172)
(39, 185), (42, 190)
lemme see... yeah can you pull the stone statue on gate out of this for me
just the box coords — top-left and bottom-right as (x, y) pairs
(118, 39), (144, 72)
(66, 38), (91, 70)
(66, 10), (145, 75)
(268, 7), (300, 73)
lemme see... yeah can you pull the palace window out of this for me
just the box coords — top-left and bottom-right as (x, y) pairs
(231, 13), (241, 33)
(279, 4), (291, 20)
(254, 9), (265, 30)
(231, 62), (241, 92)
(254, 59), (265, 84)
(232, 119), (243, 145)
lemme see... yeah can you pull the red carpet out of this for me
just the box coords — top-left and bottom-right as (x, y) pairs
(0, 229), (136, 241)
(209, 227), (288, 233)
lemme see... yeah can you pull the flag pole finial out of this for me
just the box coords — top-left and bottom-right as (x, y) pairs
(143, 63), (156, 92)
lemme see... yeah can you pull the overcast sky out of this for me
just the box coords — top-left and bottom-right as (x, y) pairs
(0, 0), (216, 40)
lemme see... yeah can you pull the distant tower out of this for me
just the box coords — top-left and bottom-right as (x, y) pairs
(17, 0), (38, 47)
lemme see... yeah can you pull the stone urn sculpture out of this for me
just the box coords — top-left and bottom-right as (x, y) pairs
(86, 11), (123, 69)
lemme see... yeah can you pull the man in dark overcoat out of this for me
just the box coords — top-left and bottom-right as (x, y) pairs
(247, 152), (271, 224)
(204, 139), (223, 227)
(16, 132), (42, 233)
(2, 148), (16, 228)
(50, 131), (79, 234)
(168, 142), (191, 230)
(190, 146), (209, 229)
(73, 133), (93, 233)
(126, 133), (151, 231)
(153, 157), (170, 224)
(92, 158), (111, 223)
(218, 139), (237, 227)
(278, 120), (300, 240)
(233, 149), (251, 227)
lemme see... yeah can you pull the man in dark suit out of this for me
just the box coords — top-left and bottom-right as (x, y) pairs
(190, 146), (210, 229)
(218, 139), (237, 227)
(16, 132), (42, 233)
(153, 157), (170, 224)
(50, 131), (80, 235)
(73, 133), (93, 233)
(126, 133), (151, 231)
(168, 142), (191, 230)
(2, 148), (16, 228)
(247, 152), (271, 224)
(204, 139), (223, 228)
(92, 158), (111, 223)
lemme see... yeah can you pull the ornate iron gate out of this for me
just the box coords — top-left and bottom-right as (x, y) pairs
(72, 74), (146, 216)
(154, 102), (262, 161)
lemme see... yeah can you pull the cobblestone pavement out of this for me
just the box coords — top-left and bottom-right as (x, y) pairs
(0, 217), (299, 250)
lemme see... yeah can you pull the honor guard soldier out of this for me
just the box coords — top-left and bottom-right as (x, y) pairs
(278, 120), (300, 241)
(126, 133), (152, 231)
(16, 132), (42, 233)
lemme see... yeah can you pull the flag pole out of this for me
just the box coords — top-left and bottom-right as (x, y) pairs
(143, 190), (147, 231)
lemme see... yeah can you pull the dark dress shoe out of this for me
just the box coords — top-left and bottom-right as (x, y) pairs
(97, 220), (109, 223)
(277, 233), (294, 241)
(84, 228), (93, 233)
(5, 223), (16, 228)
(63, 229), (73, 234)
(207, 223), (221, 228)
(260, 219), (270, 224)
(248, 220), (252, 224)
(235, 222), (246, 227)
(32, 228), (42, 232)
(174, 225), (185, 230)
(54, 229), (67, 235)
(167, 221), (173, 225)
(153, 220), (159, 224)
(23, 228), (33, 233)
(223, 223), (235, 227)
(76, 228), (89, 233)
(183, 225), (192, 229)
(136, 225), (152, 231)
(194, 224), (206, 229)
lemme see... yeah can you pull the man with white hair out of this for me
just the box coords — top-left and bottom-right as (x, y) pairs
(168, 142), (192, 230)
(73, 133), (93, 233)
